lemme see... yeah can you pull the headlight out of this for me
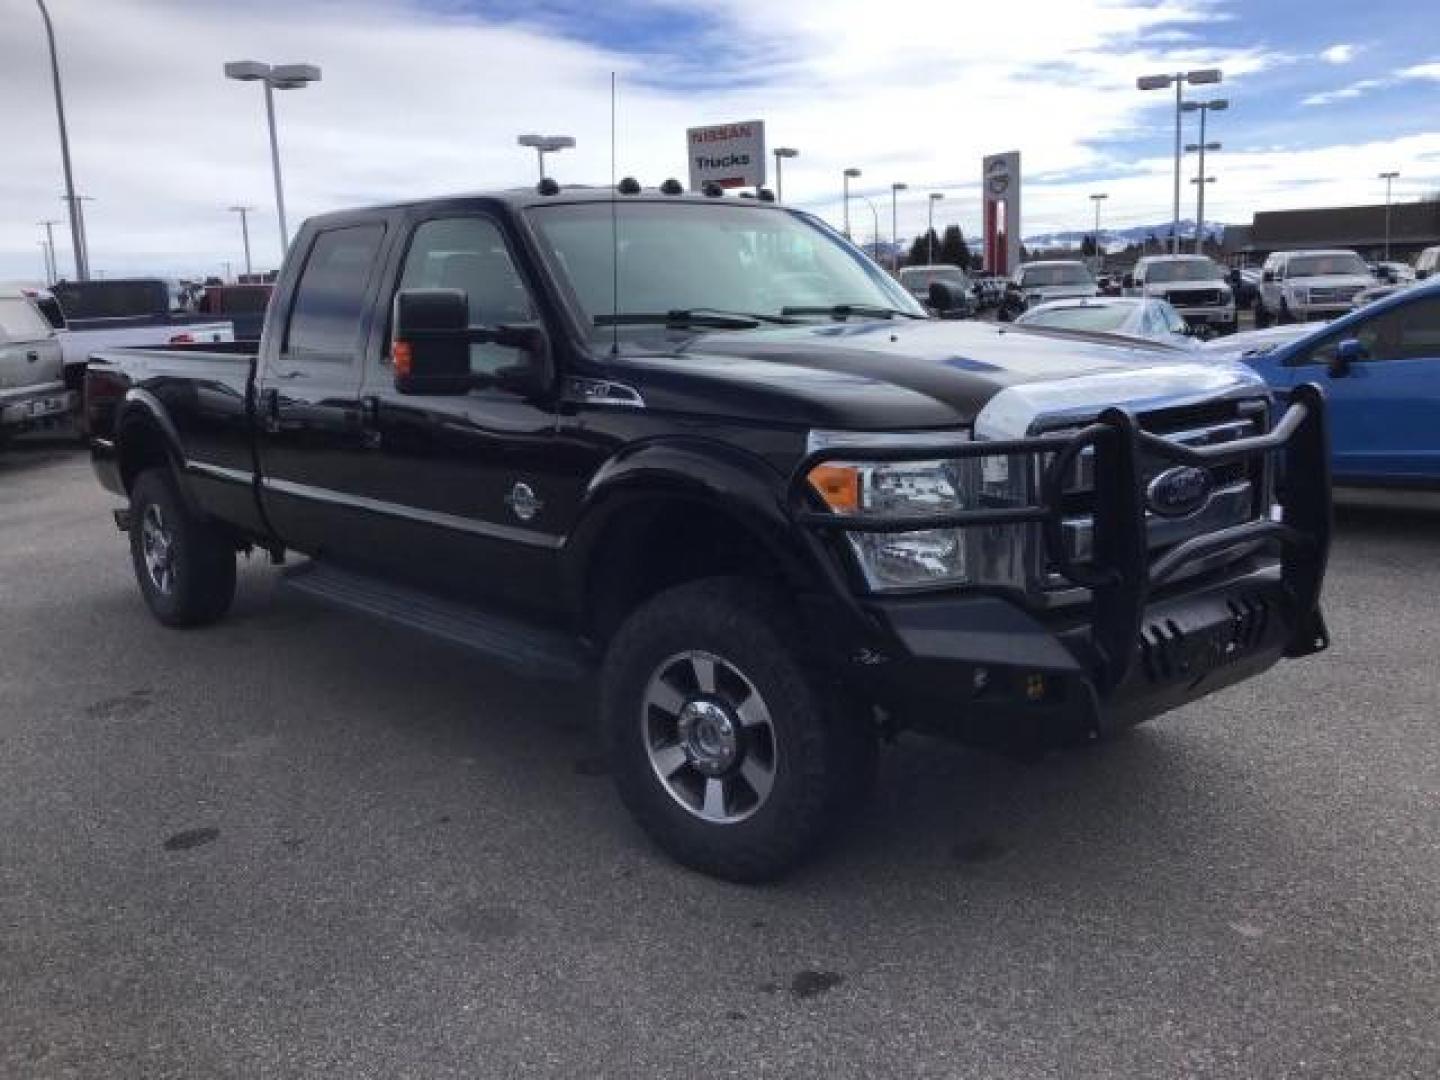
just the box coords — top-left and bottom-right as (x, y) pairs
(805, 432), (1032, 592)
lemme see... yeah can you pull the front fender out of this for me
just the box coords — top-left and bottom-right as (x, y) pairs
(561, 436), (819, 608)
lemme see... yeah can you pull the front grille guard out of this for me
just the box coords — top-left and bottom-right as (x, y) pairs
(788, 382), (1332, 693)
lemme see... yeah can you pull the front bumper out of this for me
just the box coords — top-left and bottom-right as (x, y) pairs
(1177, 305), (1236, 326)
(790, 385), (1332, 742)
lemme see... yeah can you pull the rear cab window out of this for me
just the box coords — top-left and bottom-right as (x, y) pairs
(282, 224), (387, 366)
(0, 297), (55, 342)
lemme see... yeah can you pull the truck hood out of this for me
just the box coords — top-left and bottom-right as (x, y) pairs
(606, 318), (1261, 431)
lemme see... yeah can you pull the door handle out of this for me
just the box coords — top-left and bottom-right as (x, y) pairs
(259, 387), (280, 433)
(26, 351), (39, 364)
(359, 394), (382, 449)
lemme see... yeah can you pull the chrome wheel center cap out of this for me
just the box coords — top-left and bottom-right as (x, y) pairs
(677, 700), (739, 775)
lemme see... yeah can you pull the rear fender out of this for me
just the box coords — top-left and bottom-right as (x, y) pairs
(115, 389), (202, 515)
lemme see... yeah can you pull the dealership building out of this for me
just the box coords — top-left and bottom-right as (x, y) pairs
(1221, 199), (1440, 266)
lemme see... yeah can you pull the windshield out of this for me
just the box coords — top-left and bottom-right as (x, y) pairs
(1022, 304), (1131, 333)
(1019, 263), (1093, 287)
(526, 201), (923, 331)
(1145, 258), (1224, 283)
(899, 265), (968, 292)
(1287, 253), (1369, 278)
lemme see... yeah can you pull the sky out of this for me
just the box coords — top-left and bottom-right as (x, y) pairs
(1, 0), (1437, 281)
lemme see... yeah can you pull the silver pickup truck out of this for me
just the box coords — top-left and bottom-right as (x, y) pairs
(0, 288), (70, 448)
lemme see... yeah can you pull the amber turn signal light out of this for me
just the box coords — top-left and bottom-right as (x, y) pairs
(807, 464), (860, 513)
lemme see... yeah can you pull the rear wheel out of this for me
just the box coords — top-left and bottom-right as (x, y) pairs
(128, 469), (236, 627)
(601, 578), (874, 882)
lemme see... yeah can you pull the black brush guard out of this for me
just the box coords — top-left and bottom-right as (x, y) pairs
(789, 383), (1331, 695)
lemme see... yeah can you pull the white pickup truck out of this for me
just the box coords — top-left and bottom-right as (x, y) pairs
(0, 288), (70, 448)
(48, 278), (233, 395)
(1254, 250), (1373, 327)
(1123, 254), (1236, 335)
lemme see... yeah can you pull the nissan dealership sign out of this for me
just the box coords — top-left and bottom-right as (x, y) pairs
(687, 121), (766, 191)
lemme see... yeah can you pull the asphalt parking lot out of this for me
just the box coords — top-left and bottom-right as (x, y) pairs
(3, 436), (1437, 1079)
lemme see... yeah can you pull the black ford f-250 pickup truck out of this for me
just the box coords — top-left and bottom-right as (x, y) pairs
(87, 185), (1332, 881)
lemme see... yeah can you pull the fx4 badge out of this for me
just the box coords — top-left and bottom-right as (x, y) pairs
(505, 482), (543, 522)
(1146, 465), (1213, 517)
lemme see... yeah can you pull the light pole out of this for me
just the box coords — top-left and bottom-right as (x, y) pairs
(1182, 98), (1226, 255)
(36, 1), (87, 279)
(927, 192), (944, 265)
(890, 182), (908, 272)
(1089, 193), (1109, 272)
(38, 219), (59, 284)
(517, 134), (575, 182)
(65, 195), (94, 274)
(228, 206), (255, 277)
(1138, 67), (1221, 254)
(1379, 171), (1400, 261)
(857, 196), (882, 260)
(224, 60), (321, 254)
(842, 168), (861, 238)
(773, 147), (798, 203)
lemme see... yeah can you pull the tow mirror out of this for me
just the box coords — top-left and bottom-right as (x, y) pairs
(393, 288), (554, 399)
(928, 281), (961, 312)
(1329, 337), (1366, 377)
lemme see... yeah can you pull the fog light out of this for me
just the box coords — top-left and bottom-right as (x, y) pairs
(1024, 673), (1047, 701)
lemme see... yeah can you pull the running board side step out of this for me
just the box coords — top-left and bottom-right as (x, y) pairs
(282, 562), (592, 682)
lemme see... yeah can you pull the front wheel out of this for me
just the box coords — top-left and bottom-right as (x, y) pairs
(128, 469), (237, 627)
(601, 578), (874, 882)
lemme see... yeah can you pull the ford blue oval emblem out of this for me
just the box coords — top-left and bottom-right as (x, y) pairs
(1146, 466), (1213, 517)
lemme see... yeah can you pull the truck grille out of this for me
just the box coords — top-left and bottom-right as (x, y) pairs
(1166, 288), (1224, 307)
(1038, 398), (1270, 593)
(1307, 285), (1362, 305)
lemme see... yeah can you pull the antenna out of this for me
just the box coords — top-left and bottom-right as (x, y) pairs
(609, 71), (620, 357)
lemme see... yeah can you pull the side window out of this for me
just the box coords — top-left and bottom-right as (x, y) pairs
(1293, 302), (1440, 367)
(284, 224), (386, 363)
(396, 217), (537, 377)
(0, 297), (54, 341)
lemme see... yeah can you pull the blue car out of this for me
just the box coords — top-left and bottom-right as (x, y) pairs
(1206, 281), (1440, 488)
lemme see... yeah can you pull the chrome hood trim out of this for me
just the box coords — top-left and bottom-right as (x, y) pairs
(973, 361), (1268, 440)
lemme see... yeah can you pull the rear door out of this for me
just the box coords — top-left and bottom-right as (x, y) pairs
(1285, 294), (1440, 483)
(256, 219), (392, 557)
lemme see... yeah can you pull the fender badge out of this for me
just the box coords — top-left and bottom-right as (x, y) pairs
(505, 482), (543, 522)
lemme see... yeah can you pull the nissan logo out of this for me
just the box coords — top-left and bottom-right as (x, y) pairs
(1146, 466), (1213, 517)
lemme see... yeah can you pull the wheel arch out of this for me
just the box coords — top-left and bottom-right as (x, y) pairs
(115, 390), (201, 514)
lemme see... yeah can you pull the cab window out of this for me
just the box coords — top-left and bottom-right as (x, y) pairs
(396, 217), (536, 377)
(1296, 297), (1440, 366)
(284, 224), (386, 363)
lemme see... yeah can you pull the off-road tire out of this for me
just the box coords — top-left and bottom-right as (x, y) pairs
(129, 468), (236, 627)
(601, 577), (875, 882)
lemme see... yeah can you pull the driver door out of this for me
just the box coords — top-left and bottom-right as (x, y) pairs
(1285, 294), (1440, 483)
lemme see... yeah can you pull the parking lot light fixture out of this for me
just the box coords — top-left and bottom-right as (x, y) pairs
(927, 192), (944, 265)
(890, 182), (908, 272)
(1138, 68), (1223, 254)
(517, 134), (576, 183)
(842, 167), (862, 238)
(1181, 98), (1226, 254)
(225, 60), (321, 254)
(1379, 171), (1400, 261)
(772, 147), (798, 203)
(1090, 193), (1108, 272)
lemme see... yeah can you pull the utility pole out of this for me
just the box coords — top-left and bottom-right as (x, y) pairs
(36, 0), (87, 279)
(38, 220), (59, 284)
(229, 206), (255, 277)
(1379, 171), (1400, 261)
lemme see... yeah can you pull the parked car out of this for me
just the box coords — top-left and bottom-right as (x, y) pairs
(86, 186), (1332, 881)
(0, 287), (70, 448)
(1370, 261), (1416, 286)
(999, 259), (1097, 320)
(1254, 250), (1372, 328)
(49, 277), (235, 394)
(1210, 280), (1440, 487)
(1412, 245), (1440, 281)
(1016, 296), (1198, 349)
(199, 283), (274, 340)
(897, 264), (974, 318)
(971, 275), (1006, 308)
(1123, 255), (1236, 335)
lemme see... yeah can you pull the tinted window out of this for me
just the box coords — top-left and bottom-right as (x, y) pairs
(1144, 258), (1224, 283)
(1285, 253), (1368, 278)
(1300, 297), (1440, 366)
(51, 280), (170, 320)
(1021, 305), (1130, 332)
(397, 217), (536, 376)
(1019, 263), (1093, 287)
(285, 225), (385, 361)
(0, 297), (53, 340)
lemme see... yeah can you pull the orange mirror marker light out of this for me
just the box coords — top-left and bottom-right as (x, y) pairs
(808, 463), (860, 513)
(393, 340), (413, 376)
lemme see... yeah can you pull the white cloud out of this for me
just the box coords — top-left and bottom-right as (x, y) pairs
(1399, 61), (1440, 81)
(1319, 43), (1357, 65)
(1302, 78), (1386, 106)
(0, 0), (1435, 281)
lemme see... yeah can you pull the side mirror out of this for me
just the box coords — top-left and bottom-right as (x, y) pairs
(1262, 270), (1276, 283)
(1329, 338), (1366, 377)
(1122, 274), (1135, 289)
(393, 288), (555, 399)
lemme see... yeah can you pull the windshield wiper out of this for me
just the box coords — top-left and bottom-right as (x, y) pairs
(780, 303), (924, 321)
(594, 308), (799, 330)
